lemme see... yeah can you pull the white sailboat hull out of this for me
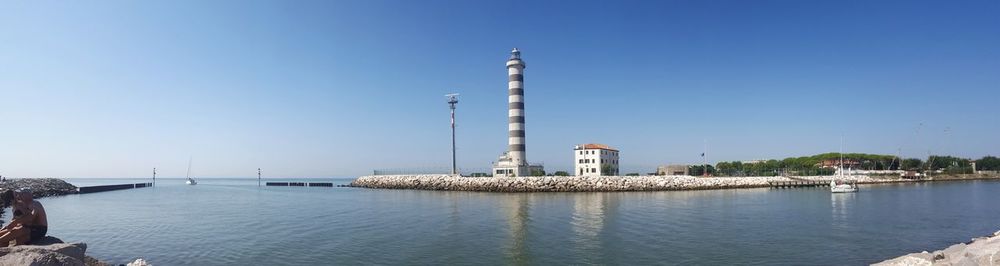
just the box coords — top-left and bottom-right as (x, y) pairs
(831, 186), (857, 193)
(830, 181), (857, 193)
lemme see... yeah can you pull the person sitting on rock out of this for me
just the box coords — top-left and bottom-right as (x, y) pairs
(0, 188), (48, 246)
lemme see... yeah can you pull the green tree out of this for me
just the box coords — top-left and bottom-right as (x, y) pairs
(625, 173), (640, 176)
(553, 171), (570, 176)
(901, 158), (923, 170)
(689, 165), (716, 176)
(927, 156), (970, 170)
(530, 168), (546, 176)
(977, 156), (1000, 171)
(601, 164), (618, 176)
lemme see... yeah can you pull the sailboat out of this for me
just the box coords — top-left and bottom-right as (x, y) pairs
(185, 157), (198, 185)
(831, 138), (857, 193)
(830, 179), (857, 193)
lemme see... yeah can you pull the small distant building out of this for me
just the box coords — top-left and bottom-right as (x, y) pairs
(574, 143), (619, 176)
(657, 165), (689, 176)
(817, 159), (861, 169)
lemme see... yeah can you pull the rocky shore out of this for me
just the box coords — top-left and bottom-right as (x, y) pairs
(875, 230), (1000, 265)
(351, 175), (796, 192)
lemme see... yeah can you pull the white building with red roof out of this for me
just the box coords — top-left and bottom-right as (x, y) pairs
(574, 143), (620, 176)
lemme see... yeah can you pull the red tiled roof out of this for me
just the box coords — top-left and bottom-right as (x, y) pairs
(577, 143), (618, 151)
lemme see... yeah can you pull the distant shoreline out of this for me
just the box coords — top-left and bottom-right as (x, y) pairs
(349, 174), (1000, 192)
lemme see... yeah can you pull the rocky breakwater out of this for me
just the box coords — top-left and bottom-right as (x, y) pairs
(351, 175), (794, 192)
(0, 178), (79, 216)
(875, 230), (1000, 265)
(0, 178), (79, 198)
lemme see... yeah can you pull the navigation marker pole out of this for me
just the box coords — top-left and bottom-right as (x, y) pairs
(153, 167), (156, 186)
(446, 93), (460, 176)
(258, 168), (262, 187)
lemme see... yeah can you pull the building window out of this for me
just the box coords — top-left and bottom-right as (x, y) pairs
(591, 168), (597, 173)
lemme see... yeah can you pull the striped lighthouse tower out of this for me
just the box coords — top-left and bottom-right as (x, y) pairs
(506, 48), (527, 168)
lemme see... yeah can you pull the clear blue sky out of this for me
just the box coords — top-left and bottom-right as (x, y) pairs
(1, 0), (998, 178)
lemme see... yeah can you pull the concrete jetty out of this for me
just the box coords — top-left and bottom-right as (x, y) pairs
(265, 182), (334, 187)
(77, 183), (153, 194)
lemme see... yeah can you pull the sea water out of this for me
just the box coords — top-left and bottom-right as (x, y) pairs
(32, 178), (1000, 265)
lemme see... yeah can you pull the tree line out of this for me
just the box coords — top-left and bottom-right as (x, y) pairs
(693, 154), (1000, 177)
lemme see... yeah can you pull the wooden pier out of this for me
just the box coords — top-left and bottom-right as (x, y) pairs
(78, 183), (154, 194)
(768, 180), (831, 188)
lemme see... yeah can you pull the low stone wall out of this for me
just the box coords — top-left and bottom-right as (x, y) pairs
(350, 175), (794, 192)
(875, 230), (1000, 265)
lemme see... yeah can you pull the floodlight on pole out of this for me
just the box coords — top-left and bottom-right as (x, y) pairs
(446, 93), (460, 175)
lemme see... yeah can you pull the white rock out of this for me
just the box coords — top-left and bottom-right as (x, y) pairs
(128, 258), (152, 266)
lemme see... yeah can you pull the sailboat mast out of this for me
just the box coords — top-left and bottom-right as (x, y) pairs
(186, 157), (193, 179)
(840, 136), (844, 178)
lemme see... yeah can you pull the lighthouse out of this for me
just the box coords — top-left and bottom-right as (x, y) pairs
(493, 48), (538, 177)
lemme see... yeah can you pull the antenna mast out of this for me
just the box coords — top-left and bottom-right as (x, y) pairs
(186, 157), (193, 179)
(446, 93), (460, 175)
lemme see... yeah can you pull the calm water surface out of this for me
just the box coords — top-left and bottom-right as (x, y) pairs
(29, 178), (1000, 265)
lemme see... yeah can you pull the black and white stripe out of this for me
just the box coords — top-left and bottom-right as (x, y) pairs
(506, 49), (526, 164)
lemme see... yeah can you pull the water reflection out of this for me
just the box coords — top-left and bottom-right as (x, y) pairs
(572, 193), (619, 263)
(830, 192), (856, 229)
(504, 195), (531, 265)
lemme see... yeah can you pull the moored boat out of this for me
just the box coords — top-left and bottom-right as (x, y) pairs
(830, 180), (857, 193)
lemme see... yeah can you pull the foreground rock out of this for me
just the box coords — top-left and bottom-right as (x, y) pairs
(874, 230), (1000, 266)
(0, 237), (88, 266)
(351, 175), (795, 192)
